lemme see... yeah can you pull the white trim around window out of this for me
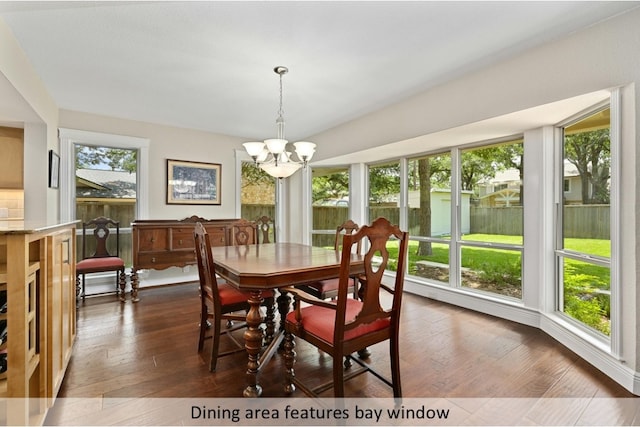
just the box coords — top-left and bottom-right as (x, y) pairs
(58, 128), (150, 221)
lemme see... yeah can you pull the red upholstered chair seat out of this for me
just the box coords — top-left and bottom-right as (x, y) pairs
(77, 256), (125, 273)
(286, 298), (390, 344)
(205, 283), (274, 307)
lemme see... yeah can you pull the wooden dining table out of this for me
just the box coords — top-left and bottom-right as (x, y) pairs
(209, 242), (364, 397)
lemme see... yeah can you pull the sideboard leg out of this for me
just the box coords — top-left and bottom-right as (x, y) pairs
(131, 268), (140, 302)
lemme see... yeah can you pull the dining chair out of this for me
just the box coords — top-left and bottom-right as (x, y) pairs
(255, 215), (275, 244)
(75, 216), (127, 302)
(282, 217), (409, 397)
(296, 219), (361, 300)
(194, 222), (275, 372)
(226, 218), (259, 245)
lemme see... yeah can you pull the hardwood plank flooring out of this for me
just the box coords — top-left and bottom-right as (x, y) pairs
(46, 283), (639, 425)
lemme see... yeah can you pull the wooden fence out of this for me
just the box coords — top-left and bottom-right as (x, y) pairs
(469, 205), (610, 239)
(74, 202), (610, 267)
(470, 207), (523, 236)
(558, 204), (610, 239)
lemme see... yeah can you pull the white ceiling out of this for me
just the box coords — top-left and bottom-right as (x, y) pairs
(0, 1), (638, 142)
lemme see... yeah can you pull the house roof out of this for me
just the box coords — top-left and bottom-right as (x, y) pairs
(76, 169), (136, 199)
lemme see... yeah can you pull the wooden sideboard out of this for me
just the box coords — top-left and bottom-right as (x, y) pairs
(131, 216), (239, 302)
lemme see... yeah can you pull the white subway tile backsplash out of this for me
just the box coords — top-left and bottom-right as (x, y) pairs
(0, 189), (24, 219)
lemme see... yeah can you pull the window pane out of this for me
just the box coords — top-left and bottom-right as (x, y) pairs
(75, 144), (137, 267)
(312, 167), (349, 247)
(241, 162), (276, 240)
(460, 246), (522, 299)
(561, 257), (611, 336)
(461, 139), (524, 243)
(558, 107), (611, 336)
(409, 240), (450, 284)
(406, 152), (452, 285)
(368, 161), (400, 225)
(458, 139), (523, 299)
(407, 153), (452, 238)
(562, 109), (611, 257)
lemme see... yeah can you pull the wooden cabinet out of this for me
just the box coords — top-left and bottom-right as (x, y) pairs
(46, 228), (76, 400)
(131, 216), (238, 301)
(0, 221), (77, 426)
(0, 126), (24, 189)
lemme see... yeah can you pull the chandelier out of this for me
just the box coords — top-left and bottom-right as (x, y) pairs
(243, 66), (316, 179)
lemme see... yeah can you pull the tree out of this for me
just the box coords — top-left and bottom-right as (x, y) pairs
(368, 163), (400, 204)
(414, 155), (451, 256)
(312, 171), (349, 203)
(564, 129), (610, 204)
(76, 145), (137, 173)
(460, 148), (502, 192)
(241, 162), (274, 189)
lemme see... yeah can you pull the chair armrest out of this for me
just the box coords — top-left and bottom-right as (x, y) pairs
(280, 286), (337, 310)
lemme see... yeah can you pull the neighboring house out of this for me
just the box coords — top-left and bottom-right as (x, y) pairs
(76, 168), (137, 200)
(76, 169), (136, 226)
(477, 169), (522, 207)
(562, 162), (585, 205)
(477, 163), (588, 207)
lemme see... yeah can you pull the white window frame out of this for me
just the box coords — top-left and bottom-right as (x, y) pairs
(59, 128), (150, 222)
(553, 92), (620, 355)
(454, 137), (525, 299)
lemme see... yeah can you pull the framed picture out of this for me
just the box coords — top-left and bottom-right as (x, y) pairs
(166, 159), (221, 205)
(48, 150), (60, 189)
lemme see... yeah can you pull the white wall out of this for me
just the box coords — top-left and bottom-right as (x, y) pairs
(0, 19), (60, 222)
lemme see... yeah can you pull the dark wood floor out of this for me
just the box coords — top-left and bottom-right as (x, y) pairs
(46, 282), (639, 425)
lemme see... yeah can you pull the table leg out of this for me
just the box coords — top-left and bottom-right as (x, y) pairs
(243, 289), (264, 397)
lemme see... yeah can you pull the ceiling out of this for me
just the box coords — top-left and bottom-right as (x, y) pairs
(0, 1), (638, 142)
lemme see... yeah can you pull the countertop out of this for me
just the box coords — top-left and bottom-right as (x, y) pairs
(0, 219), (79, 235)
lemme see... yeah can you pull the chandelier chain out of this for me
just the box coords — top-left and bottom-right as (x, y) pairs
(277, 71), (285, 140)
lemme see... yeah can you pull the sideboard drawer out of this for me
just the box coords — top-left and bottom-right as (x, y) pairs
(137, 251), (194, 268)
(137, 229), (169, 252)
(171, 228), (195, 250)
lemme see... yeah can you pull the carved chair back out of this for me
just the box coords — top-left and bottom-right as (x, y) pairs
(194, 222), (223, 310)
(227, 219), (259, 246)
(81, 216), (121, 260)
(255, 215), (275, 244)
(334, 217), (408, 343)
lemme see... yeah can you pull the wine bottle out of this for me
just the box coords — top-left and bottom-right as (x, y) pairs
(0, 320), (6, 346)
(0, 350), (7, 373)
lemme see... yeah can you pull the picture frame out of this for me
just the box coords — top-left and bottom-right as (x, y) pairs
(166, 159), (221, 205)
(48, 150), (60, 189)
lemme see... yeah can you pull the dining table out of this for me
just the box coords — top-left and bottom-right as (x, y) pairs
(209, 242), (364, 397)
